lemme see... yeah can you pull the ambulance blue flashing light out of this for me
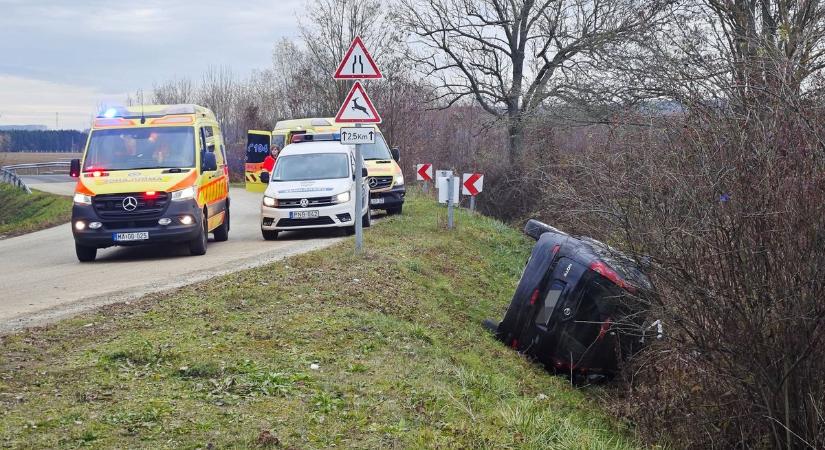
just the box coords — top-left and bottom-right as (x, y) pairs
(103, 108), (118, 118)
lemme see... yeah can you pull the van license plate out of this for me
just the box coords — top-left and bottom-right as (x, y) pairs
(290, 210), (319, 219)
(114, 232), (149, 242)
(370, 198), (384, 205)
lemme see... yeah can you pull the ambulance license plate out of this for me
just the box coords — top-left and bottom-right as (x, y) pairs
(114, 232), (149, 242)
(370, 197), (384, 205)
(290, 210), (319, 219)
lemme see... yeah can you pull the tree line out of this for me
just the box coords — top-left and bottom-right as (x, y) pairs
(0, 130), (88, 153)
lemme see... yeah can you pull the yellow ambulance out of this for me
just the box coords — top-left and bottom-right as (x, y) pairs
(69, 104), (230, 262)
(247, 118), (405, 214)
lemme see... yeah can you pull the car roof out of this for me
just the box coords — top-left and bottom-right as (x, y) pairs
(278, 141), (353, 157)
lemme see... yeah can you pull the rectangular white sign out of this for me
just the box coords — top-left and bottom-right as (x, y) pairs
(437, 176), (460, 204)
(340, 127), (376, 145)
(435, 169), (452, 180)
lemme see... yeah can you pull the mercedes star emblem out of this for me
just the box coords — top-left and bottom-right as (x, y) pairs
(368, 177), (378, 188)
(299, 198), (309, 208)
(122, 196), (138, 211)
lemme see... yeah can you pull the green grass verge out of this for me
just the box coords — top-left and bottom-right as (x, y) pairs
(0, 184), (72, 238)
(0, 193), (643, 449)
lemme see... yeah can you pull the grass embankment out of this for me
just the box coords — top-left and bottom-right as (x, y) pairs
(0, 193), (642, 449)
(0, 184), (72, 238)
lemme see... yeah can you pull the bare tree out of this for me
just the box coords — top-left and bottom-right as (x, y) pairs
(299, 0), (407, 113)
(151, 77), (196, 105)
(399, 0), (672, 164)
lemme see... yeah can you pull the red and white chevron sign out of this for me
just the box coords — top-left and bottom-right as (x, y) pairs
(416, 163), (433, 181)
(462, 173), (484, 196)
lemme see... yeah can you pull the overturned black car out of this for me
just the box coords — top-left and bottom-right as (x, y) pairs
(485, 219), (657, 380)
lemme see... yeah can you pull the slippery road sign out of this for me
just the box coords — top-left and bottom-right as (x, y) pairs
(335, 82), (382, 123)
(462, 173), (484, 196)
(416, 163), (433, 181)
(333, 36), (383, 79)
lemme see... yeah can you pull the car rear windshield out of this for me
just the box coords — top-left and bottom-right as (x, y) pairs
(361, 134), (393, 161)
(83, 127), (195, 171)
(271, 153), (349, 181)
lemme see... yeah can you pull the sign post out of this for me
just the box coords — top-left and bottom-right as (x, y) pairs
(334, 36), (382, 254)
(447, 176), (456, 229)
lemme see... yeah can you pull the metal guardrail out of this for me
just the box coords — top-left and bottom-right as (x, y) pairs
(0, 167), (32, 194)
(1, 161), (72, 176)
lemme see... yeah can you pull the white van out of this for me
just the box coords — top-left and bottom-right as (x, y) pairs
(259, 133), (370, 240)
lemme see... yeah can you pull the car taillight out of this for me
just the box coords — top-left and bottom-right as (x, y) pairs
(529, 288), (540, 305)
(590, 261), (636, 293)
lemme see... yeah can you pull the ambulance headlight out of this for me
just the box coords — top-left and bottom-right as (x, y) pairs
(262, 196), (277, 207)
(332, 191), (350, 204)
(171, 186), (196, 201)
(73, 193), (92, 205)
(394, 174), (404, 186)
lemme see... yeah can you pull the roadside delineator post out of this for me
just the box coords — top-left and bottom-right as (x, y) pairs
(462, 172), (484, 213)
(416, 163), (433, 195)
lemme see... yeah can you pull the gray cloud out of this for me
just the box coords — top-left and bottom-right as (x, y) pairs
(0, 0), (305, 129)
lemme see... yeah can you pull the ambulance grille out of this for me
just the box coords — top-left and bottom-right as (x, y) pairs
(368, 176), (393, 190)
(93, 192), (170, 219)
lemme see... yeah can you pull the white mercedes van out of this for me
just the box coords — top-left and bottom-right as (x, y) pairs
(259, 133), (370, 240)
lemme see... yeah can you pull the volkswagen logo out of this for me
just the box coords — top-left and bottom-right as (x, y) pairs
(299, 198), (309, 208)
(368, 177), (378, 188)
(122, 196), (138, 211)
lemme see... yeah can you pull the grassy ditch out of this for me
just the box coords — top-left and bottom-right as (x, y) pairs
(0, 193), (643, 449)
(0, 184), (72, 239)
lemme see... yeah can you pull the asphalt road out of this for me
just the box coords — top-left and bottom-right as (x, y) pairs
(0, 177), (348, 333)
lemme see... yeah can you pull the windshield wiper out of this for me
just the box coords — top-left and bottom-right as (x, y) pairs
(364, 157), (390, 161)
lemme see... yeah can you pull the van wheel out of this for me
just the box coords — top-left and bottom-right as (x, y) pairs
(262, 229), (279, 241)
(213, 207), (229, 242)
(189, 213), (208, 255)
(387, 205), (403, 215)
(362, 210), (372, 228)
(75, 243), (97, 262)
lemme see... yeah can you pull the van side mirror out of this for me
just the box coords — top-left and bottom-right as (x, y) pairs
(260, 171), (270, 184)
(361, 167), (369, 177)
(69, 159), (81, 178)
(201, 152), (218, 172)
(391, 147), (401, 162)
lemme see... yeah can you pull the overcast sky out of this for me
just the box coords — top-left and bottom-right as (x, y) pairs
(0, 0), (305, 130)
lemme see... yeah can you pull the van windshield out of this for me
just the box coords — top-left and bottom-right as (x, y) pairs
(83, 127), (195, 171)
(271, 153), (349, 181)
(361, 134), (393, 160)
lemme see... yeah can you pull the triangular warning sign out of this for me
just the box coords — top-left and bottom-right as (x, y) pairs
(335, 81), (382, 123)
(333, 36), (382, 80)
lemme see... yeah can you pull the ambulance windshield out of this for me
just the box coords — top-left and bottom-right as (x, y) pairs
(361, 134), (393, 160)
(83, 127), (195, 171)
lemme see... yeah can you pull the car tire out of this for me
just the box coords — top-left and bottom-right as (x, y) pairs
(387, 205), (403, 215)
(213, 207), (229, 242)
(362, 209), (372, 228)
(262, 229), (279, 241)
(189, 213), (208, 256)
(75, 243), (97, 262)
